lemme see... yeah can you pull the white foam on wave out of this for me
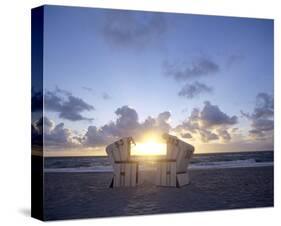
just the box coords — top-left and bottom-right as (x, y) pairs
(190, 159), (273, 170)
(44, 166), (113, 173)
(44, 159), (273, 173)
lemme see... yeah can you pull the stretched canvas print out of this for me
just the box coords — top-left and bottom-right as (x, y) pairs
(31, 5), (274, 221)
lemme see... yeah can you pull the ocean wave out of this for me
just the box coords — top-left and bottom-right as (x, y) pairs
(44, 166), (113, 173)
(190, 159), (273, 169)
(44, 159), (273, 173)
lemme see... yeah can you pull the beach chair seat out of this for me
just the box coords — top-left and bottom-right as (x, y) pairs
(111, 162), (138, 187)
(106, 137), (138, 187)
(156, 134), (194, 188)
(156, 160), (177, 187)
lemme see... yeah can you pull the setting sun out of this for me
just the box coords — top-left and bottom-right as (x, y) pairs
(131, 141), (166, 156)
(131, 134), (166, 156)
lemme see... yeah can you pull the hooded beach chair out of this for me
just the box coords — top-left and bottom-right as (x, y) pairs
(106, 137), (139, 187)
(156, 134), (194, 187)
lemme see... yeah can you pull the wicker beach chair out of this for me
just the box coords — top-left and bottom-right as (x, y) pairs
(106, 137), (139, 187)
(156, 134), (194, 187)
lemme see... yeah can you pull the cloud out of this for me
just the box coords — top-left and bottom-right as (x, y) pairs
(181, 132), (192, 139)
(251, 92), (273, 119)
(32, 117), (80, 148)
(36, 93), (273, 151)
(102, 92), (111, 100)
(32, 117), (55, 136)
(109, 105), (140, 137)
(45, 88), (94, 122)
(216, 129), (231, 141)
(201, 101), (238, 127)
(82, 102), (237, 146)
(32, 117), (82, 148)
(175, 108), (200, 134)
(83, 125), (113, 147)
(241, 92), (274, 139)
(32, 118), (43, 146)
(178, 82), (213, 99)
(141, 111), (171, 135)
(251, 119), (273, 132)
(199, 129), (219, 142)
(31, 89), (43, 112)
(83, 106), (172, 147)
(102, 10), (166, 48)
(45, 123), (73, 147)
(38, 97), (272, 151)
(176, 101), (238, 142)
(42, 116), (55, 133)
(163, 57), (219, 99)
(163, 57), (219, 81)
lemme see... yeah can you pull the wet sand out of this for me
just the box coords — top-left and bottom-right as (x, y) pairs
(44, 166), (273, 221)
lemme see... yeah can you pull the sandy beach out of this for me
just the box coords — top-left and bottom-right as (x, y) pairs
(44, 166), (273, 220)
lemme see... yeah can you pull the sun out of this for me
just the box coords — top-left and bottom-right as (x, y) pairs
(131, 134), (166, 156)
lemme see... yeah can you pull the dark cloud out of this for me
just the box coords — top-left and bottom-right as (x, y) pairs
(251, 119), (273, 132)
(201, 101), (238, 127)
(241, 92), (273, 139)
(241, 93), (273, 120)
(141, 111), (171, 135)
(42, 116), (55, 133)
(41, 101), (240, 149)
(178, 82), (213, 99)
(199, 129), (219, 142)
(176, 101), (238, 142)
(32, 118), (43, 146)
(181, 132), (192, 139)
(109, 105), (140, 137)
(175, 108), (200, 134)
(163, 57), (219, 99)
(156, 111), (171, 131)
(37, 91), (273, 151)
(45, 89), (94, 122)
(248, 118), (273, 139)
(102, 10), (166, 48)
(31, 89), (43, 112)
(32, 117), (51, 136)
(83, 106), (172, 147)
(44, 118), (81, 148)
(102, 92), (111, 100)
(163, 57), (219, 81)
(32, 117), (80, 148)
(45, 123), (71, 147)
(32, 117), (81, 149)
(83, 125), (112, 147)
(217, 129), (231, 141)
(83, 105), (141, 146)
(251, 92), (273, 119)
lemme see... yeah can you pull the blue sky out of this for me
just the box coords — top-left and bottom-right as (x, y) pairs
(32, 5), (274, 155)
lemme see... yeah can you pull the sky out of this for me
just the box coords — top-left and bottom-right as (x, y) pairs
(32, 5), (274, 156)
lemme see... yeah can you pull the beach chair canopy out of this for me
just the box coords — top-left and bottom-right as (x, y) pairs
(156, 133), (195, 187)
(106, 137), (138, 187)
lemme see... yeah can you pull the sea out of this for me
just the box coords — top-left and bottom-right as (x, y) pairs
(44, 150), (273, 173)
